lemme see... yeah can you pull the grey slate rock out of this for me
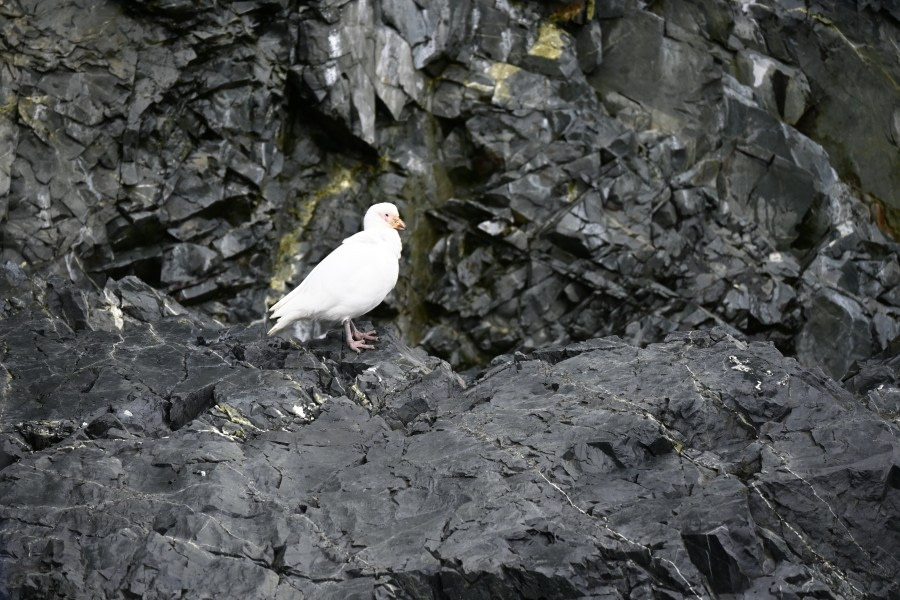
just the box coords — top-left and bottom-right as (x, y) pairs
(3, 0), (900, 395)
(1, 273), (899, 598)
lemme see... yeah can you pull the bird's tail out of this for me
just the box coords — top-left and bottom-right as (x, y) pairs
(266, 318), (287, 336)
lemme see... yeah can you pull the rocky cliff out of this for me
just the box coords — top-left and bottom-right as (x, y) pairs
(2, 0), (899, 374)
(2, 0), (900, 597)
(1, 264), (899, 598)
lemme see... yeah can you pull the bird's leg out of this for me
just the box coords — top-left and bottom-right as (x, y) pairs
(344, 319), (375, 352)
(348, 319), (378, 342)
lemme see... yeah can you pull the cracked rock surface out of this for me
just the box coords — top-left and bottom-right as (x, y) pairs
(3, 1), (900, 595)
(2, 0), (899, 378)
(2, 265), (898, 598)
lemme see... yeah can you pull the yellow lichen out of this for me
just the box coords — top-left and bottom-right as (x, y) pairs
(528, 23), (565, 60)
(269, 233), (300, 294)
(463, 79), (495, 95)
(311, 165), (355, 200)
(487, 63), (521, 102)
(0, 96), (17, 117)
(349, 383), (369, 405)
(214, 403), (258, 430)
(17, 95), (55, 140)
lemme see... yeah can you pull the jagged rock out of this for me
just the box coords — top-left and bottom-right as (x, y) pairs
(6, 2), (900, 595)
(0, 0), (898, 596)
(408, 0), (900, 375)
(1, 273), (898, 598)
(2, 0), (900, 385)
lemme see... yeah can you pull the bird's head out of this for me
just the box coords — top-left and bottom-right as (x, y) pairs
(366, 202), (405, 231)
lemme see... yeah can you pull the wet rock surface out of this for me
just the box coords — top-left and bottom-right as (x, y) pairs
(2, 0), (899, 378)
(2, 267), (900, 599)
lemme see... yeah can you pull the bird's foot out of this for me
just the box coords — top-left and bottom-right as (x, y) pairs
(352, 329), (378, 342)
(344, 319), (378, 352)
(348, 319), (379, 342)
(347, 338), (376, 353)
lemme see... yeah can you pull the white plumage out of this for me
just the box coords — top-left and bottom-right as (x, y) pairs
(267, 202), (405, 352)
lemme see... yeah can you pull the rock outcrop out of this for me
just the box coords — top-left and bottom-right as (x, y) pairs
(1, 264), (899, 598)
(3, 1), (900, 596)
(2, 0), (899, 376)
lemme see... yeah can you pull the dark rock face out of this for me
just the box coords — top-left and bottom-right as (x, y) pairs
(2, 0), (900, 378)
(2, 267), (899, 599)
(3, 3), (900, 595)
(408, 0), (900, 372)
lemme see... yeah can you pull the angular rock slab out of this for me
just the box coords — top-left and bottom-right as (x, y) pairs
(1, 307), (897, 598)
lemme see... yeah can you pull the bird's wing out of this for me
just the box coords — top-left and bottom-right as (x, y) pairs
(269, 231), (399, 323)
(270, 245), (363, 317)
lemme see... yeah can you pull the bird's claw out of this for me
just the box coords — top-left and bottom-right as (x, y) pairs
(352, 329), (379, 342)
(348, 339), (376, 353)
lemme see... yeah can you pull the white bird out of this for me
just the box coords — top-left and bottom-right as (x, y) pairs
(267, 202), (405, 352)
